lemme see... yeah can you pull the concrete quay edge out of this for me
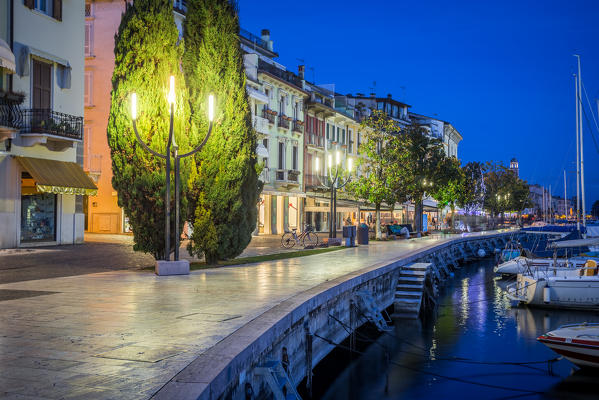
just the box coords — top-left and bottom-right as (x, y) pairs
(153, 230), (513, 400)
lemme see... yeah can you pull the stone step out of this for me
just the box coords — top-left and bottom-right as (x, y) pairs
(394, 291), (421, 298)
(397, 276), (425, 284)
(391, 311), (419, 319)
(400, 270), (426, 277)
(393, 297), (421, 304)
(395, 284), (422, 293)
(406, 265), (428, 271)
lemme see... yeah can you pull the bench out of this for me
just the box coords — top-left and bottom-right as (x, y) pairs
(386, 224), (414, 238)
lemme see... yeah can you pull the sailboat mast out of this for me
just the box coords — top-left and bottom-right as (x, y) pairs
(563, 170), (567, 221)
(575, 55), (586, 230)
(574, 72), (580, 231)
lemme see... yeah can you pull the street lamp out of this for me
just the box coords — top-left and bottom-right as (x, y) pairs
(130, 76), (214, 261)
(314, 152), (353, 238)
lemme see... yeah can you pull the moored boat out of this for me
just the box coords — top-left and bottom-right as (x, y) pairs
(537, 323), (599, 369)
(506, 260), (599, 310)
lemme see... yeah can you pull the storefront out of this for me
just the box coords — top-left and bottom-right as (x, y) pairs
(257, 191), (303, 235)
(14, 156), (97, 246)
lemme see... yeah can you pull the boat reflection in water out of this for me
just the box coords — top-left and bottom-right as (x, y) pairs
(316, 258), (599, 400)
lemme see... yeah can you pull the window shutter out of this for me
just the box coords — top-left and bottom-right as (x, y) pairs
(53, 0), (62, 21)
(24, 0), (34, 9)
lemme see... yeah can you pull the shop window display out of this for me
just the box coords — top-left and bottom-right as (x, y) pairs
(21, 194), (57, 242)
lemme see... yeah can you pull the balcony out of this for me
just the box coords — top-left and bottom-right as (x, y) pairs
(252, 115), (269, 135)
(21, 109), (83, 140)
(263, 109), (276, 124)
(259, 167), (270, 184)
(292, 120), (304, 134)
(278, 115), (290, 130)
(0, 93), (24, 141)
(306, 133), (324, 149)
(275, 169), (300, 188)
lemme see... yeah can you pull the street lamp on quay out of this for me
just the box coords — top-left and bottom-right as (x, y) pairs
(314, 150), (353, 238)
(130, 76), (214, 262)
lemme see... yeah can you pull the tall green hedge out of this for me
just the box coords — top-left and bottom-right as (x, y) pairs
(107, 0), (196, 260)
(183, 0), (259, 263)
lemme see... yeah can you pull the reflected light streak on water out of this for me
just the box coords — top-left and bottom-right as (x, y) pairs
(320, 258), (599, 400)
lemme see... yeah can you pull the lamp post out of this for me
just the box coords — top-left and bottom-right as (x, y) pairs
(314, 150), (353, 238)
(130, 76), (214, 261)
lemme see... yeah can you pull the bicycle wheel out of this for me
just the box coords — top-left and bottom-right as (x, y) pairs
(281, 232), (296, 249)
(302, 232), (318, 248)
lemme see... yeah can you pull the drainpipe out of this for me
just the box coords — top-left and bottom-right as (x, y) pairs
(9, 0), (14, 92)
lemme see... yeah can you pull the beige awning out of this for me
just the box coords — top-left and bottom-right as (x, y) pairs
(0, 39), (15, 73)
(17, 157), (98, 196)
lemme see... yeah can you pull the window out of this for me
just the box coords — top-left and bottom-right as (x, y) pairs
(377, 101), (384, 110)
(348, 129), (354, 153)
(357, 131), (361, 149)
(34, 0), (52, 15)
(85, 21), (93, 57)
(262, 139), (269, 168)
(326, 123), (330, 140)
(84, 71), (92, 106)
(32, 60), (52, 109)
(293, 102), (298, 120)
(278, 142), (285, 169)
(336, 126), (340, 143)
(292, 146), (298, 170)
(85, 3), (92, 17)
(342, 128), (346, 145)
(279, 95), (285, 115)
(26, 0), (62, 20)
(386, 103), (391, 115)
(392, 105), (399, 118)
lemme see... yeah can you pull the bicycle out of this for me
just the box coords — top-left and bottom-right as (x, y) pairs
(281, 225), (319, 249)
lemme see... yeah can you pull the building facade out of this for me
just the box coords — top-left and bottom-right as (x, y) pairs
(0, 0), (96, 249)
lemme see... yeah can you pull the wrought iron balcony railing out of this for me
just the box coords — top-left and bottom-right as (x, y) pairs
(21, 109), (83, 140)
(0, 96), (24, 130)
(307, 133), (324, 148)
(263, 109), (276, 124)
(278, 115), (290, 130)
(292, 120), (304, 133)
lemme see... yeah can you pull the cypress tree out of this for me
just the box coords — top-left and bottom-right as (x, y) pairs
(107, 0), (195, 260)
(183, 0), (259, 263)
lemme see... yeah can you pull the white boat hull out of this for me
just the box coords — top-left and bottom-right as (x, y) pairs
(507, 270), (599, 310)
(538, 323), (599, 369)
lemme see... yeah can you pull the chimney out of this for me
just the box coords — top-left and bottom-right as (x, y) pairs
(387, 93), (392, 99)
(261, 29), (274, 52)
(298, 65), (305, 80)
(370, 93), (376, 98)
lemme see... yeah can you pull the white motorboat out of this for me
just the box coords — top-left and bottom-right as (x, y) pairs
(506, 260), (599, 310)
(494, 237), (599, 276)
(494, 256), (588, 275)
(538, 323), (599, 369)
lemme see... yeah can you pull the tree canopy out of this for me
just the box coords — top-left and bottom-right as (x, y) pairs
(183, 0), (260, 263)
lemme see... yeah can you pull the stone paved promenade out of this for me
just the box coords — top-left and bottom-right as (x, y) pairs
(0, 232), (506, 399)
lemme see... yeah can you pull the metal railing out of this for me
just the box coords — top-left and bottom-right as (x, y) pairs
(260, 167), (270, 183)
(263, 109), (276, 124)
(21, 109), (83, 140)
(307, 133), (324, 148)
(292, 120), (303, 133)
(278, 116), (290, 129)
(0, 96), (24, 130)
(253, 115), (270, 134)
(239, 28), (269, 50)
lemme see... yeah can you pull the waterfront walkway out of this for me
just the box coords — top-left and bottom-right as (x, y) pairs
(0, 231), (508, 399)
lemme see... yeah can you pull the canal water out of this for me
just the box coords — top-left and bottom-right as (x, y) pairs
(317, 258), (599, 400)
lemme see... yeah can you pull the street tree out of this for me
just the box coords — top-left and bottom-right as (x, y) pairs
(592, 200), (599, 219)
(483, 161), (530, 227)
(458, 161), (486, 214)
(348, 110), (407, 239)
(401, 123), (448, 233)
(107, 0), (192, 260)
(183, 0), (260, 263)
(431, 156), (464, 229)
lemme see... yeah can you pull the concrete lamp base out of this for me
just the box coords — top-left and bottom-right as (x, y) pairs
(155, 260), (190, 276)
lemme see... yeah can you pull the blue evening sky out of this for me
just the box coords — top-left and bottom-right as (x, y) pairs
(238, 0), (599, 209)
